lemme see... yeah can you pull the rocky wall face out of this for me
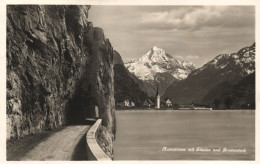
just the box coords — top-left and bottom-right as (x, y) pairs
(6, 5), (116, 140)
(96, 126), (113, 159)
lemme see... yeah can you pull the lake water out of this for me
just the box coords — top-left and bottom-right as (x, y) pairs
(113, 110), (255, 160)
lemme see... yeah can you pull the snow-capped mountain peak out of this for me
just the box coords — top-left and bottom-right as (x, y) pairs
(125, 46), (196, 81)
(138, 46), (172, 63)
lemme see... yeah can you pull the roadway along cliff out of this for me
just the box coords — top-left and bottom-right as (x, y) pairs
(7, 5), (116, 158)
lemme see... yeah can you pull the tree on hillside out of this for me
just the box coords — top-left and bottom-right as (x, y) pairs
(213, 99), (221, 109)
(224, 98), (233, 109)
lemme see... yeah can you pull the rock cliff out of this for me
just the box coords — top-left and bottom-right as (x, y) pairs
(6, 4), (116, 150)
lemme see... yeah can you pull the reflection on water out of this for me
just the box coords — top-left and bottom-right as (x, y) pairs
(113, 110), (255, 160)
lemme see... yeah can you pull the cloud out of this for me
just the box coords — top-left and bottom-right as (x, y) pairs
(176, 55), (200, 60)
(90, 5), (255, 67)
(186, 55), (200, 59)
(140, 6), (254, 31)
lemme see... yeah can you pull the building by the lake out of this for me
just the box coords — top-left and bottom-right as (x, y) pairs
(143, 99), (154, 107)
(165, 97), (172, 107)
(155, 86), (160, 109)
(117, 99), (135, 108)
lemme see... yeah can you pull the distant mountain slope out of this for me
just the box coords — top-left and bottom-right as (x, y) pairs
(163, 43), (255, 105)
(113, 51), (149, 106)
(229, 71), (255, 108)
(202, 81), (234, 105)
(203, 72), (255, 109)
(125, 46), (196, 95)
(114, 51), (154, 96)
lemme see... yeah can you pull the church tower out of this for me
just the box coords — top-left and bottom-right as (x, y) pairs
(155, 85), (160, 109)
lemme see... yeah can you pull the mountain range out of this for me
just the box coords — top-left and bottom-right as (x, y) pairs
(114, 43), (255, 109)
(162, 43), (255, 108)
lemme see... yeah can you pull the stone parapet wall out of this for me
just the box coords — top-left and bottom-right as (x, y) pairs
(86, 119), (111, 161)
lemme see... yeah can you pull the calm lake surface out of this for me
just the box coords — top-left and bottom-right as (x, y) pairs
(113, 110), (255, 160)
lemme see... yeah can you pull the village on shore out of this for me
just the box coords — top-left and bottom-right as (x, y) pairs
(116, 87), (213, 110)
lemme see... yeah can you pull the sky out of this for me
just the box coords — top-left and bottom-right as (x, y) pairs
(88, 6), (255, 67)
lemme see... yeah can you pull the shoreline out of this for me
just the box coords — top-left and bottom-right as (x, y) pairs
(115, 108), (255, 111)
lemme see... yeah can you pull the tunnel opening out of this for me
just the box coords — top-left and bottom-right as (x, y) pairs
(66, 91), (99, 125)
(66, 93), (86, 125)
